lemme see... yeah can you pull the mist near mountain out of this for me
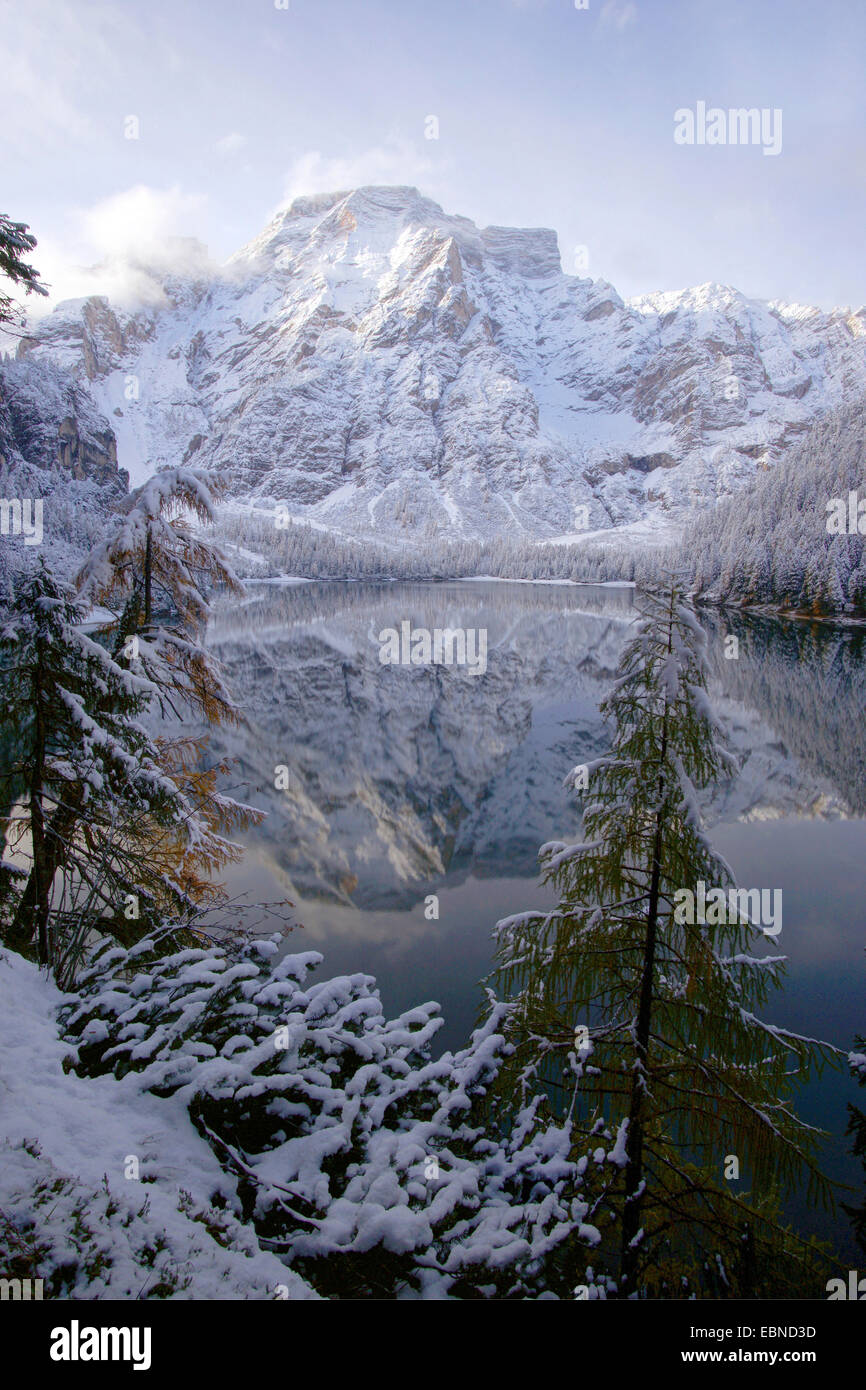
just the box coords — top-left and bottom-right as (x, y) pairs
(12, 185), (866, 547)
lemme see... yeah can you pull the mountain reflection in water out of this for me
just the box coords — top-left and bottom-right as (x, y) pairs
(206, 580), (866, 1261)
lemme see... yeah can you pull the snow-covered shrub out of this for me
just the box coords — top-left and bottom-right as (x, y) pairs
(60, 931), (601, 1299)
(0, 1139), (318, 1301)
(0, 943), (318, 1301)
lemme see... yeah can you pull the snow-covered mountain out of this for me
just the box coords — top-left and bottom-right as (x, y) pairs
(0, 356), (125, 489)
(15, 185), (866, 544)
(202, 582), (853, 909)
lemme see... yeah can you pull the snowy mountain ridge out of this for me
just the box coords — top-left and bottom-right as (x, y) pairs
(15, 185), (866, 545)
(203, 583), (853, 910)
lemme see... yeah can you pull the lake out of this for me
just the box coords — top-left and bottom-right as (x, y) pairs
(206, 579), (866, 1265)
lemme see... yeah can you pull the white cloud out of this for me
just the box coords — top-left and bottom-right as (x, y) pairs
(214, 132), (247, 157)
(3, 50), (93, 147)
(76, 185), (207, 261)
(1, 0), (127, 151)
(598, 0), (638, 32)
(31, 185), (213, 313)
(279, 139), (440, 208)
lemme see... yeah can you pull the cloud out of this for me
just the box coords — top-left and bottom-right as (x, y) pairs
(597, 0), (638, 32)
(214, 132), (247, 157)
(30, 185), (213, 313)
(1, 0), (127, 151)
(3, 50), (93, 147)
(279, 139), (441, 208)
(75, 185), (207, 261)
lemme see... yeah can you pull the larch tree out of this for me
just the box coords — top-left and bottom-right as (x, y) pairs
(75, 467), (244, 726)
(4, 471), (256, 967)
(77, 467), (266, 946)
(0, 562), (251, 978)
(492, 579), (840, 1298)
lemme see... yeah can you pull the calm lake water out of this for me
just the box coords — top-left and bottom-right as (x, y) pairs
(206, 580), (866, 1264)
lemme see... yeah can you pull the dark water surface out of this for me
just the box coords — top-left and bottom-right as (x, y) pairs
(207, 580), (866, 1263)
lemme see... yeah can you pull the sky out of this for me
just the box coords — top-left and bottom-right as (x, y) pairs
(1, 0), (864, 316)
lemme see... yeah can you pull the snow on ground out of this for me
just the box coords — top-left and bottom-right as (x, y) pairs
(460, 574), (636, 588)
(222, 543), (269, 567)
(541, 516), (681, 549)
(0, 948), (318, 1300)
(251, 575), (316, 585)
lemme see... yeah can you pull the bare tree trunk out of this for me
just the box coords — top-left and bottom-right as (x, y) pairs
(10, 795), (82, 947)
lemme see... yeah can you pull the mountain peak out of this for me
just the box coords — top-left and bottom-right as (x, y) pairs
(17, 186), (866, 546)
(271, 184), (445, 234)
(234, 186), (562, 279)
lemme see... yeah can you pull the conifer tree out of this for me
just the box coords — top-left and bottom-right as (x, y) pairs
(8, 469), (245, 942)
(75, 467), (244, 725)
(1, 466), (261, 975)
(493, 578), (839, 1297)
(0, 212), (48, 327)
(0, 562), (248, 977)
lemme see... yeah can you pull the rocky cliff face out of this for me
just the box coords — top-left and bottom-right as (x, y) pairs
(15, 185), (866, 543)
(201, 581), (850, 909)
(0, 357), (126, 491)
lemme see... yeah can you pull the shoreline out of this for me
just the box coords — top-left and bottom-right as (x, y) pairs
(236, 574), (866, 628)
(694, 596), (866, 631)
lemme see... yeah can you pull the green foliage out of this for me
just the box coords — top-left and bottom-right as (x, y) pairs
(0, 561), (237, 979)
(60, 929), (604, 1299)
(492, 579), (840, 1297)
(0, 213), (48, 327)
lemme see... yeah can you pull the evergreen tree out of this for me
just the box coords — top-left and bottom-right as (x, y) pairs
(0, 213), (48, 327)
(75, 467), (244, 726)
(0, 458), (287, 985)
(492, 578), (839, 1297)
(0, 562), (246, 978)
(683, 402), (866, 618)
(0, 465), (266, 977)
